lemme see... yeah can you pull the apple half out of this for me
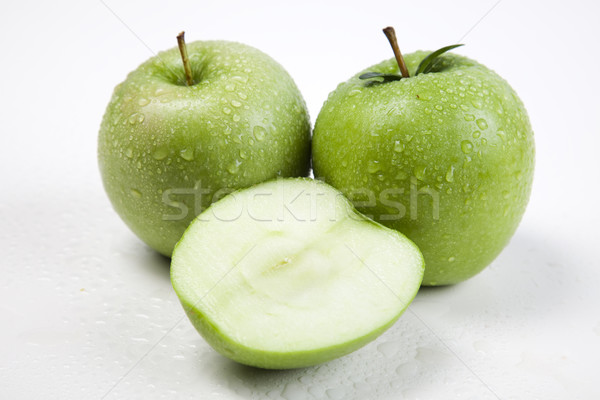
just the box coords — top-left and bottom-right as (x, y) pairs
(171, 178), (424, 369)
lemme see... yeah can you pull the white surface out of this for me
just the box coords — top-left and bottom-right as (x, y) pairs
(1, 0), (599, 399)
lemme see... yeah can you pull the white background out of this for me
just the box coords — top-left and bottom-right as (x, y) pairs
(1, 0), (599, 399)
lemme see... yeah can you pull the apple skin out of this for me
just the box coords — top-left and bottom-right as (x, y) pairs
(98, 41), (311, 256)
(312, 51), (534, 286)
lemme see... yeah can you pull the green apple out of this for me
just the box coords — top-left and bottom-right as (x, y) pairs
(312, 29), (534, 286)
(171, 178), (424, 369)
(98, 36), (311, 256)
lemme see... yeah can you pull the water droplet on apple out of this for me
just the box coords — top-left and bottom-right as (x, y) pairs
(396, 170), (408, 180)
(348, 89), (361, 97)
(125, 147), (134, 158)
(393, 140), (404, 153)
(180, 148), (194, 161)
(435, 105), (443, 111)
(232, 114), (241, 122)
(463, 114), (475, 122)
(128, 113), (140, 124)
(232, 74), (248, 83)
(367, 160), (381, 174)
(424, 107), (432, 115)
(231, 100), (242, 108)
(460, 104), (469, 111)
(223, 107), (232, 115)
(461, 140), (473, 154)
(227, 160), (242, 174)
(253, 126), (266, 141)
(414, 165), (426, 180)
(476, 118), (488, 130)
(445, 166), (454, 182)
(239, 149), (247, 159)
(472, 131), (481, 138)
(496, 130), (506, 142)
(448, 256), (455, 262)
(137, 98), (149, 106)
(130, 188), (142, 198)
(471, 99), (483, 109)
(238, 92), (247, 100)
(153, 146), (169, 160)
(225, 84), (235, 92)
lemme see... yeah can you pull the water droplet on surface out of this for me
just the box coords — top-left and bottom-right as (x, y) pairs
(464, 114), (475, 121)
(497, 130), (506, 142)
(153, 146), (169, 160)
(435, 105), (443, 111)
(238, 92), (247, 100)
(476, 118), (488, 130)
(461, 140), (473, 154)
(222, 107), (232, 115)
(348, 89), (361, 97)
(232, 114), (241, 122)
(414, 165), (426, 180)
(448, 256), (455, 262)
(137, 98), (149, 106)
(445, 166), (454, 182)
(253, 126), (266, 141)
(471, 99), (483, 109)
(367, 160), (381, 174)
(239, 149), (247, 159)
(231, 100), (242, 108)
(225, 84), (235, 92)
(472, 130), (481, 138)
(227, 160), (242, 174)
(393, 140), (404, 153)
(232, 74), (248, 83)
(180, 148), (194, 161)
(128, 113), (145, 124)
(125, 147), (134, 158)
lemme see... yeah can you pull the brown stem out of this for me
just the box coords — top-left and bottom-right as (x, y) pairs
(176, 31), (194, 86)
(382, 27), (410, 78)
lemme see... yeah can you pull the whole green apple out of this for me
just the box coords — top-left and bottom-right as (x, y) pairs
(312, 31), (534, 286)
(98, 37), (311, 256)
(171, 178), (424, 369)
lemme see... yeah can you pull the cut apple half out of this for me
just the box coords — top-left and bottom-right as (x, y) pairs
(171, 178), (424, 369)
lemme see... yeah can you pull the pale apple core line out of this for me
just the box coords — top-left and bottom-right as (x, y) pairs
(159, 177), (441, 223)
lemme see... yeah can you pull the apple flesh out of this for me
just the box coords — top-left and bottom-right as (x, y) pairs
(171, 178), (424, 369)
(98, 40), (311, 256)
(313, 51), (534, 285)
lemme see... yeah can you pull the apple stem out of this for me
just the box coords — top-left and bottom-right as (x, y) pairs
(177, 31), (194, 86)
(382, 27), (410, 78)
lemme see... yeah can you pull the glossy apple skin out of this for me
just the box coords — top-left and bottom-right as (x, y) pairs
(98, 41), (311, 256)
(313, 52), (534, 285)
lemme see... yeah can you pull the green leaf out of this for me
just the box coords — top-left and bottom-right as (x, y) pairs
(415, 44), (464, 75)
(359, 72), (403, 82)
